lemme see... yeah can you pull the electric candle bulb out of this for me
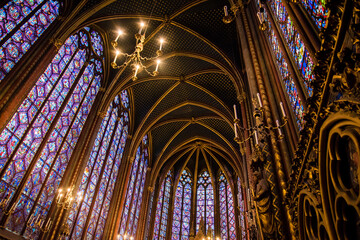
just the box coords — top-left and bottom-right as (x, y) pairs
(224, 6), (229, 16)
(159, 38), (164, 50)
(276, 120), (282, 136)
(280, 102), (286, 117)
(155, 59), (160, 72)
(257, 93), (263, 108)
(234, 122), (238, 138)
(114, 50), (120, 63)
(115, 30), (123, 41)
(254, 130), (259, 145)
(139, 22), (145, 34)
(134, 65), (140, 77)
(233, 104), (238, 119)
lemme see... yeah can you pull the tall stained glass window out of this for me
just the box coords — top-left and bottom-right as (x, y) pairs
(219, 172), (236, 240)
(301, 0), (328, 29)
(67, 91), (130, 239)
(153, 171), (172, 240)
(0, 27), (103, 239)
(0, 0), (61, 81)
(118, 135), (149, 239)
(172, 169), (192, 240)
(196, 170), (214, 236)
(237, 177), (246, 240)
(269, 0), (314, 96)
(264, 12), (304, 127)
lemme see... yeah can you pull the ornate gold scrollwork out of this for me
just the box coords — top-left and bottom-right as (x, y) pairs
(319, 113), (360, 239)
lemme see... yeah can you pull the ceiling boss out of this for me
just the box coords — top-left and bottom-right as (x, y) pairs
(111, 21), (165, 80)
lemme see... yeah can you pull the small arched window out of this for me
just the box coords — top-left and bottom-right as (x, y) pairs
(172, 169), (192, 240)
(196, 170), (214, 235)
(219, 172), (236, 239)
(153, 170), (172, 240)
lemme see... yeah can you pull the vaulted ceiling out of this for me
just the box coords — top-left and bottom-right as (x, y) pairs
(73, 0), (246, 182)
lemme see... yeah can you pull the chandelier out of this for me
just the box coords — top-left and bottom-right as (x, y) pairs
(111, 21), (165, 81)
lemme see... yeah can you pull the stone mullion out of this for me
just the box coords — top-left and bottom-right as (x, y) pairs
(0, 18), (63, 127)
(67, 103), (114, 238)
(147, 179), (162, 240)
(92, 114), (125, 237)
(214, 179), (221, 238)
(0, 1), (48, 47)
(165, 176), (175, 240)
(125, 154), (143, 236)
(0, 47), (80, 180)
(241, 7), (295, 239)
(81, 116), (121, 235)
(232, 178), (241, 240)
(20, 71), (97, 235)
(105, 138), (133, 240)
(135, 166), (152, 238)
(179, 186), (185, 237)
(263, 3), (308, 105)
(0, 59), (90, 227)
(156, 181), (166, 238)
(190, 149), (199, 236)
(281, 1), (319, 58)
(41, 89), (106, 240)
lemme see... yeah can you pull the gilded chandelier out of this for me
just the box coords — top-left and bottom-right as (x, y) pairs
(111, 21), (165, 81)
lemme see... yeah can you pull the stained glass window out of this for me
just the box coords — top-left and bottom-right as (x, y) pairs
(0, 27), (103, 239)
(196, 170), (214, 236)
(0, 0), (61, 81)
(301, 0), (328, 29)
(264, 12), (304, 127)
(269, 0), (314, 96)
(218, 172), (237, 240)
(237, 177), (246, 240)
(172, 169), (192, 240)
(153, 171), (172, 240)
(118, 135), (149, 239)
(66, 91), (129, 239)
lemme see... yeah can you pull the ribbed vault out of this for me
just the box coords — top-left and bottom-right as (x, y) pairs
(67, 0), (247, 190)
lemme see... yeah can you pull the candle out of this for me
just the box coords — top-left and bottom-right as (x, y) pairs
(257, 93), (263, 108)
(234, 123), (238, 138)
(139, 22), (145, 34)
(280, 102), (286, 117)
(159, 38), (164, 51)
(276, 120), (282, 136)
(114, 50), (120, 63)
(134, 65), (140, 78)
(155, 60), (160, 72)
(254, 130), (259, 145)
(233, 104), (238, 119)
(115, 30), (123, 41)
(224, 6), (229, 16)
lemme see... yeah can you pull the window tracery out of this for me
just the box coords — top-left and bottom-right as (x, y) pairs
(219, 172), (236, 240)
(67, 90), (129, 239)
(196, 170), (214, 236)
(0, 0), (61, 81)
(0, 26), (103, 238)
(118, 135), (149, 239)
(172, 169), (192, 240)
(153, 171), (172, 240)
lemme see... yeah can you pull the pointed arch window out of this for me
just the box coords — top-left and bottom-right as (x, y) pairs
(67, 90), (130, 239)
(237, 177), (246, 240)
(196, 170), (214, 235)
(172, 169), (192, 240)
(269, 0), (314, 96)
(153, 170), (172, 240)
(118, 135), (149, 239)
(0, 0), (61, 81)
(301, 0), (328, 29)
(219, 172), (236, 240)
(0, 27), (103, 238)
